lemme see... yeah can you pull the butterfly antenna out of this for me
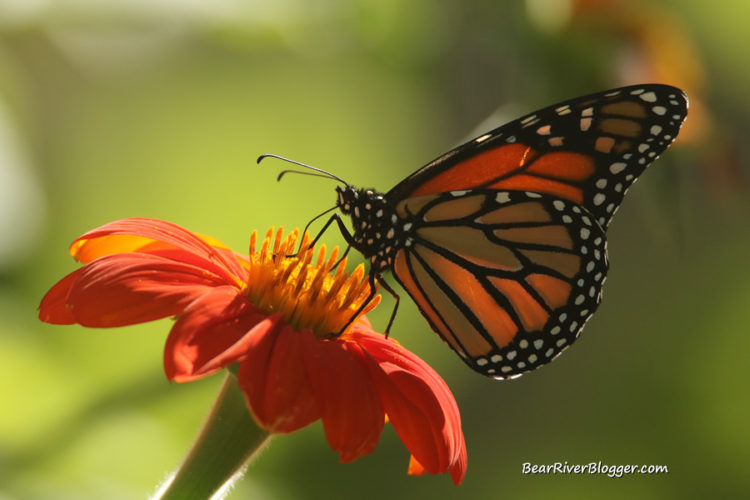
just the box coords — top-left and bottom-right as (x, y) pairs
(257, 154), (348, 185)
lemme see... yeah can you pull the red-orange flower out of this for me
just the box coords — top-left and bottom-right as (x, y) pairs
(39, 218), (467, 484)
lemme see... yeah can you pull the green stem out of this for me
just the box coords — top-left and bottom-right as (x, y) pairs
(156, 372), (272, 499)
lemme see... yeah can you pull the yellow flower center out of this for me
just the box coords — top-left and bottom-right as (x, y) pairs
(242, 227), (380, 338)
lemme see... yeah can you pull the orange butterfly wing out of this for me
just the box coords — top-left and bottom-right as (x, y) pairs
(387, 85), (688, 229)
(390, 190), (607, 378)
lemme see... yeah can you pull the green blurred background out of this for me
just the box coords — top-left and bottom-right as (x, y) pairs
(1, 0), (748, 498)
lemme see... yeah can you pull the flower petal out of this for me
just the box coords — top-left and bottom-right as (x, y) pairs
(164, 286), (270, 382)
(354, 326), (467, 485)
(38, 268), (82, 324)
(71, 218), (246, 282)
(237, 324), (320, 433)
(300, 334), (384, 463)
(39, 252), (230, 327)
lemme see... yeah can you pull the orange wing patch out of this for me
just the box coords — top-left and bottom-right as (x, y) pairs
(395, 194), (440, 219)
(407, 144), (533, 198)
(525, 273), (572, 310)
(422, 194), (486, 221)
(487, 175), (584, 203)
(417, 244), (519, 349)
(477, 201), (552, 225)
(601, 100), (647, 118)
(520, 249), (581, 278)
(525, 151), (595, 181)
(417, 226), (523, 272)
(488, 277), (549, 332)
(494, 225), (574, 250)
(398, 251), (497, 358)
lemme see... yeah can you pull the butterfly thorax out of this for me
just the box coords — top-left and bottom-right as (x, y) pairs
(336, 185), (408, 272)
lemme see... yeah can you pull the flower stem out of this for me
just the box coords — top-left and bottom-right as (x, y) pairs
(156, 372), (272, 499)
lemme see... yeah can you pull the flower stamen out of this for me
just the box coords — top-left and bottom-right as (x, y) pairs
(244, 227), (379, 338)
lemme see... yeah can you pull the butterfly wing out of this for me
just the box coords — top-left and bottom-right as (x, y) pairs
(390, 189), (607, 378)
(386, 84), (688, 229)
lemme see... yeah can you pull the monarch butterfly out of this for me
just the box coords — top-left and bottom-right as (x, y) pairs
(259, 84), (688, 379)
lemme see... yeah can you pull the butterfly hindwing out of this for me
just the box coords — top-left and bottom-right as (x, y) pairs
(386, 84), (688, 229)
(390, 189), (608, 378)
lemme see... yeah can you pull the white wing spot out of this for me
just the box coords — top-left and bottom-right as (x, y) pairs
(609, 162), (626, 174)
(639, 91), (657, 102)
(593, 193), (606, 206)
(652, 105), (667, 115)
(496, 192), (511, 204)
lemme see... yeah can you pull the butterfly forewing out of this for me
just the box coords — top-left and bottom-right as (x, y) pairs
(386, 84), (688, 229)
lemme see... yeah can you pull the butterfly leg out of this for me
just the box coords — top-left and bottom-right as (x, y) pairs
(334, 268), (401, 338)
(293, 206), (338, 256)
(374, 273), (400, 338)
(284, 211), (351, 258)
